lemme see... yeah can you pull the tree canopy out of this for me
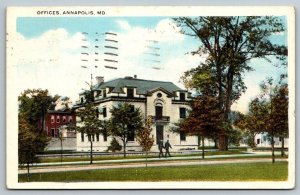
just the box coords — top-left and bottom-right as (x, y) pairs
(109, 103), (144, 158)
(174, 16), (287, 150)
(74, 98), (102, 164)
(178, 95), (223, 158)
(137, 116), (154, 166)
(18, 89), (60, 132)
(18, 89), (59, 180)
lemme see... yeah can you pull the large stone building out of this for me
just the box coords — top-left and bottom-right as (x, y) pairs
(74, 75), (200, 152)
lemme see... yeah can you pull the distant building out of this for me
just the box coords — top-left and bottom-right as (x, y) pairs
(74, 76), (200, 152)
(240, 132), (288, 148)
(40, 110), (76, 138)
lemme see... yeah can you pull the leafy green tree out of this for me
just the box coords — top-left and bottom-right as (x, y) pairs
(178, 95), (223, 159)
(174, 16), (287, 150)
(261, 77), (288, 161)
(75, 100), (102, 164)
(109, 103), (144, 158)
(270, 84), (288, 156)
(18, 89), (60, 132)
(137, 116), (154, 167)
(237, 76), (288, 163)
(18, 89), (59, 180)
(236, 98), (270, 148)
(18, 113), (49, 182)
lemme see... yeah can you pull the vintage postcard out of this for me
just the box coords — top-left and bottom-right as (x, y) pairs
(6, 6), (295, 189)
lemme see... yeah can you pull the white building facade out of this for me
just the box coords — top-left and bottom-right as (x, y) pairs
(74, 76), (199, 152)
(239, 132), (288, 148)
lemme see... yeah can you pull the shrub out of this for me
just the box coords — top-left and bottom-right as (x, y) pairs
(108, 137), (122, 152)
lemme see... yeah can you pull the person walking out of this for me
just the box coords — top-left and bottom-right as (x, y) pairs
(164, 140), (172, 157)
(158, 140), (164, 158)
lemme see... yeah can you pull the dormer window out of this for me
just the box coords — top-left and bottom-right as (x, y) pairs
(180, 92), (185, 101)
(103, 89), (107, 98)
(127, 88), (134, 98)
(96, 90), (102, 97)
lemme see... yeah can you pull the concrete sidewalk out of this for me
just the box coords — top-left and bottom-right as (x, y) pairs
(18, 152), (288, 174)
(29, 151), (286, 166)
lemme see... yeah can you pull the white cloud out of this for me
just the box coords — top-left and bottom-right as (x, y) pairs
(117, 18), (185, 59)
(154, 18), (184, 42)
(10, 28), (99, 103)
(116, 20), (131, 30)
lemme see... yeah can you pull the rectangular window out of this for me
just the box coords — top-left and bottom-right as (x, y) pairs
(180, 131), (186, 141)
(51, 115), (55, 123)
(103, 131), (107, 142)
(180, 92), (185, 101)
(103, 107), (107, 118)
(81, 116), (84, 122)
(81, 132), (84, 142)
(96, 133), (99, 142)
(80, 97), (84, 103)
(127, 88), (134, 98)
(257, 139), (260, 144)
(92, 134), (95, 142)
(127, 125), (135, 141)
(180, 107), (186, 118)
(56, 116), (60, 123)
(88, 135), (91, 142)
(69, 117), (73, 123)
(95, 108), (99, 118)
(63, 116), (66, 123)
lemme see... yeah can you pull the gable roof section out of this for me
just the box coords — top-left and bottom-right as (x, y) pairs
(146, 87), (174, 97)
(93, 77), (185, 95)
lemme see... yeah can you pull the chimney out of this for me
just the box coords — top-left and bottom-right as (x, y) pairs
(96, 76), (104, 84)
(134, 75), (137, 79)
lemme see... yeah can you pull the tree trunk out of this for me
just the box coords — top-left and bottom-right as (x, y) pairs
(214, 138), (218, 149)
(271, 135), (275, 163)
(219, 134), (228, 151)
(219, 66), (234, 151)
(281, 137), (285, 157)
(90, 141), (93, 164)
(201, 136), (205, 159)
(146, 151), (148, 168)
(252, 133), (256, 148)
(27, 162), (30, 182)
(216, 62), (228, 151)
(123, 140), (126, 158)
(60, 138), (63, 164)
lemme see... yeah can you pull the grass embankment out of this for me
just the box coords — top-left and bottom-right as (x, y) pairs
(18, 162), (288, 182)
(39, 149), (248, 163)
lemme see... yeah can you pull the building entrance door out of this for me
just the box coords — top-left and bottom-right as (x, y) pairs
(156, 125), (164, 144)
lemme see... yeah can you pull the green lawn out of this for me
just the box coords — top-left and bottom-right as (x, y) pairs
(19, 161), (288, 182)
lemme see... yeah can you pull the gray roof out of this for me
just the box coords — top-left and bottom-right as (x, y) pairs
(93, 77), (185, 95)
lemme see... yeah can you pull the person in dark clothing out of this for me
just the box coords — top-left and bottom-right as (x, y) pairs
(158, 140), (164, 158)
(164, 140), (172, 157)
